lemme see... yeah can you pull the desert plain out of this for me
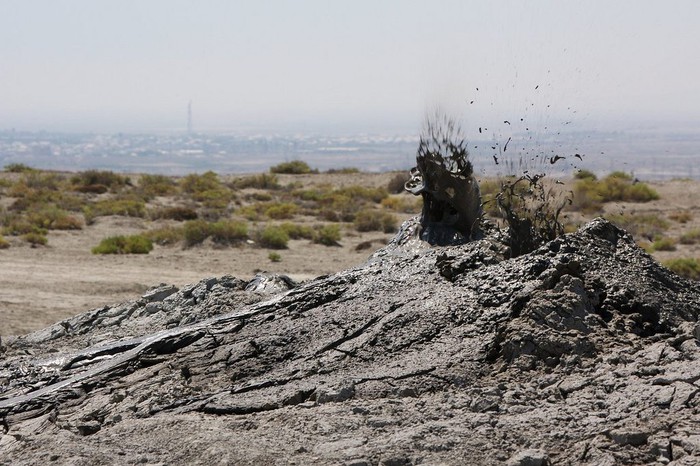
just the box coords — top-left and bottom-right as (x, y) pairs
(1, 169), (699, 337)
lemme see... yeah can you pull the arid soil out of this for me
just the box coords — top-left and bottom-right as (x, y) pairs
(1, 173), (699, 337)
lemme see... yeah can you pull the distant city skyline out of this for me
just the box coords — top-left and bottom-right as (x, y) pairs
(1, 1), (698, 135)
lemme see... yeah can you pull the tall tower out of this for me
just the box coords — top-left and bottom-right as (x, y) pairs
(187, 100), (193, 135)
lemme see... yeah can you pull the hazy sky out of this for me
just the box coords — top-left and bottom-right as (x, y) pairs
(1, 0), (698, 134)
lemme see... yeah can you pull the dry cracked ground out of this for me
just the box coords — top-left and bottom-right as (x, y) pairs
(1, 218), (699, 465)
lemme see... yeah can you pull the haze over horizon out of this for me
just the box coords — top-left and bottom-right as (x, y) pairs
(1, 1), (699, 136)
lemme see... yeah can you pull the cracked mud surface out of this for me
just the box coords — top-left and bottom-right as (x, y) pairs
(1, 218), (699, 465)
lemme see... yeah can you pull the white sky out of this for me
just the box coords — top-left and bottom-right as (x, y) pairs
(1, 0), (698, 134)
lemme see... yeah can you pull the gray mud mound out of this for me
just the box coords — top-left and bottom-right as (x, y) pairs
(1, 218), (699, 465)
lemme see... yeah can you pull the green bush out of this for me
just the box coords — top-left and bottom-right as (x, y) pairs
(604, 213), (669, 239)
(150, 206), (198, 221)
(326, 167), (360, 174)
(180, 172), (233, 208)
(144, 226), (185, 245)
(232, 173), (280, 190)
(183, 219), (248, 246)
(2, 217), (46, 236)
(663, 258), (700, 280)
(354, 209), (398, 233)
(265, 202), (298, 219)
(0, 235), (9, 249)
(138, 174), (178, 197)
(22, 232), (48, 246)
(71, 170), (128, 190)
(652, 237), (677, 251)
(92, 234), (153, 254)
(26, 206), (82, 230)
(381, 195), (422, 213)
(279, 222), (315, 240)
(570, 172), (659, 213)
(85, 198), (147, 220)
(258, 225), (289, 249)
(268, 252), (282, 262)
(680, 229), (700, 245)
(4, 163), (36, 173)
(73, 184), (109, 194)
(270, 160), (315, 174)
(22, 172), (64, 191)
(573, 169), (597, 181)
(669, 211), (693, 224)
(183, 219), (211, 246)
(314, 224), (342, 246)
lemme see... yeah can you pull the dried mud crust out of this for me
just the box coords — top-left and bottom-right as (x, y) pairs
(1, 218), (700, 465)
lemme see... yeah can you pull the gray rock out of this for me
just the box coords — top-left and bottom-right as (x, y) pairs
(507, 449), (550, 466)
(1, 218), (699, 465)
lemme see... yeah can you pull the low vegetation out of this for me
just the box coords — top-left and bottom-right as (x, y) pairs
(257, 225), (290, 249)
(314, 224), (342, 246)
(0, 164), (694, 272)
(663, 258), (700, 281)
(92, 234), (153, 254)
(270, 160), (316, 174)
(183, 219), (248, 247)
(570, 171), (659, 213)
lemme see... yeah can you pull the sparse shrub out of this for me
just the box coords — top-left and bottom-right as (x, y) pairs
(258, 225), (289, 249)
(71, 170), (128, 190)
(570, 178), (603, 214)
(569, 172), (658, 213)
(92, 234), (153, 254)
(73, 184), (109, 194)
(624, 183), (660, 202)
(387, 172), (410, 194)
(293, 188), (326, 202)
(381, 195), (422, 213)
(597, 172), (659, 202)
(144, 226), (185, 245)
(26, 206), (82, 230)
(232, 173), (280, 190)
(326, 167), (360, 174)
(604, 213), (669, 240)
(270, 160), (316, 174)
(354, 209), (397, 233)
(265, 202), (298, 219)
(183, 219), (248, 246)
(0, 235), (9, 249)
(279, 222), (315, 240)
(238, 204), (265, 221)
(314, 224), (341, 246)
(319, 209), (341, 222)
(4, 163), (36, 173)
(334, 185), (388, 203)
(86, 198), (146, 219)
(663, 257), (700, 280)
(138, 174), (178, 198)
(268, 252), (282, 262)
(180, 172), (233, 208)
(150, 206), (198, 221)
(680, 229), (700, 245)
(23, 172), (64, 191)
(2, 216), (47, 236)
(208, 220), (248, 245)
(22, 232), (48, 246)
(573, 169), (597, 181)
(183, 219), (210, 246)
(652, 237), (677, 251)
(246, 191), (273, 202)
(669, 211), (693, 224)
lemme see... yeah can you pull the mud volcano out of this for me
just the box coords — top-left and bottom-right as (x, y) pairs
(1, 214), (699, 465)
